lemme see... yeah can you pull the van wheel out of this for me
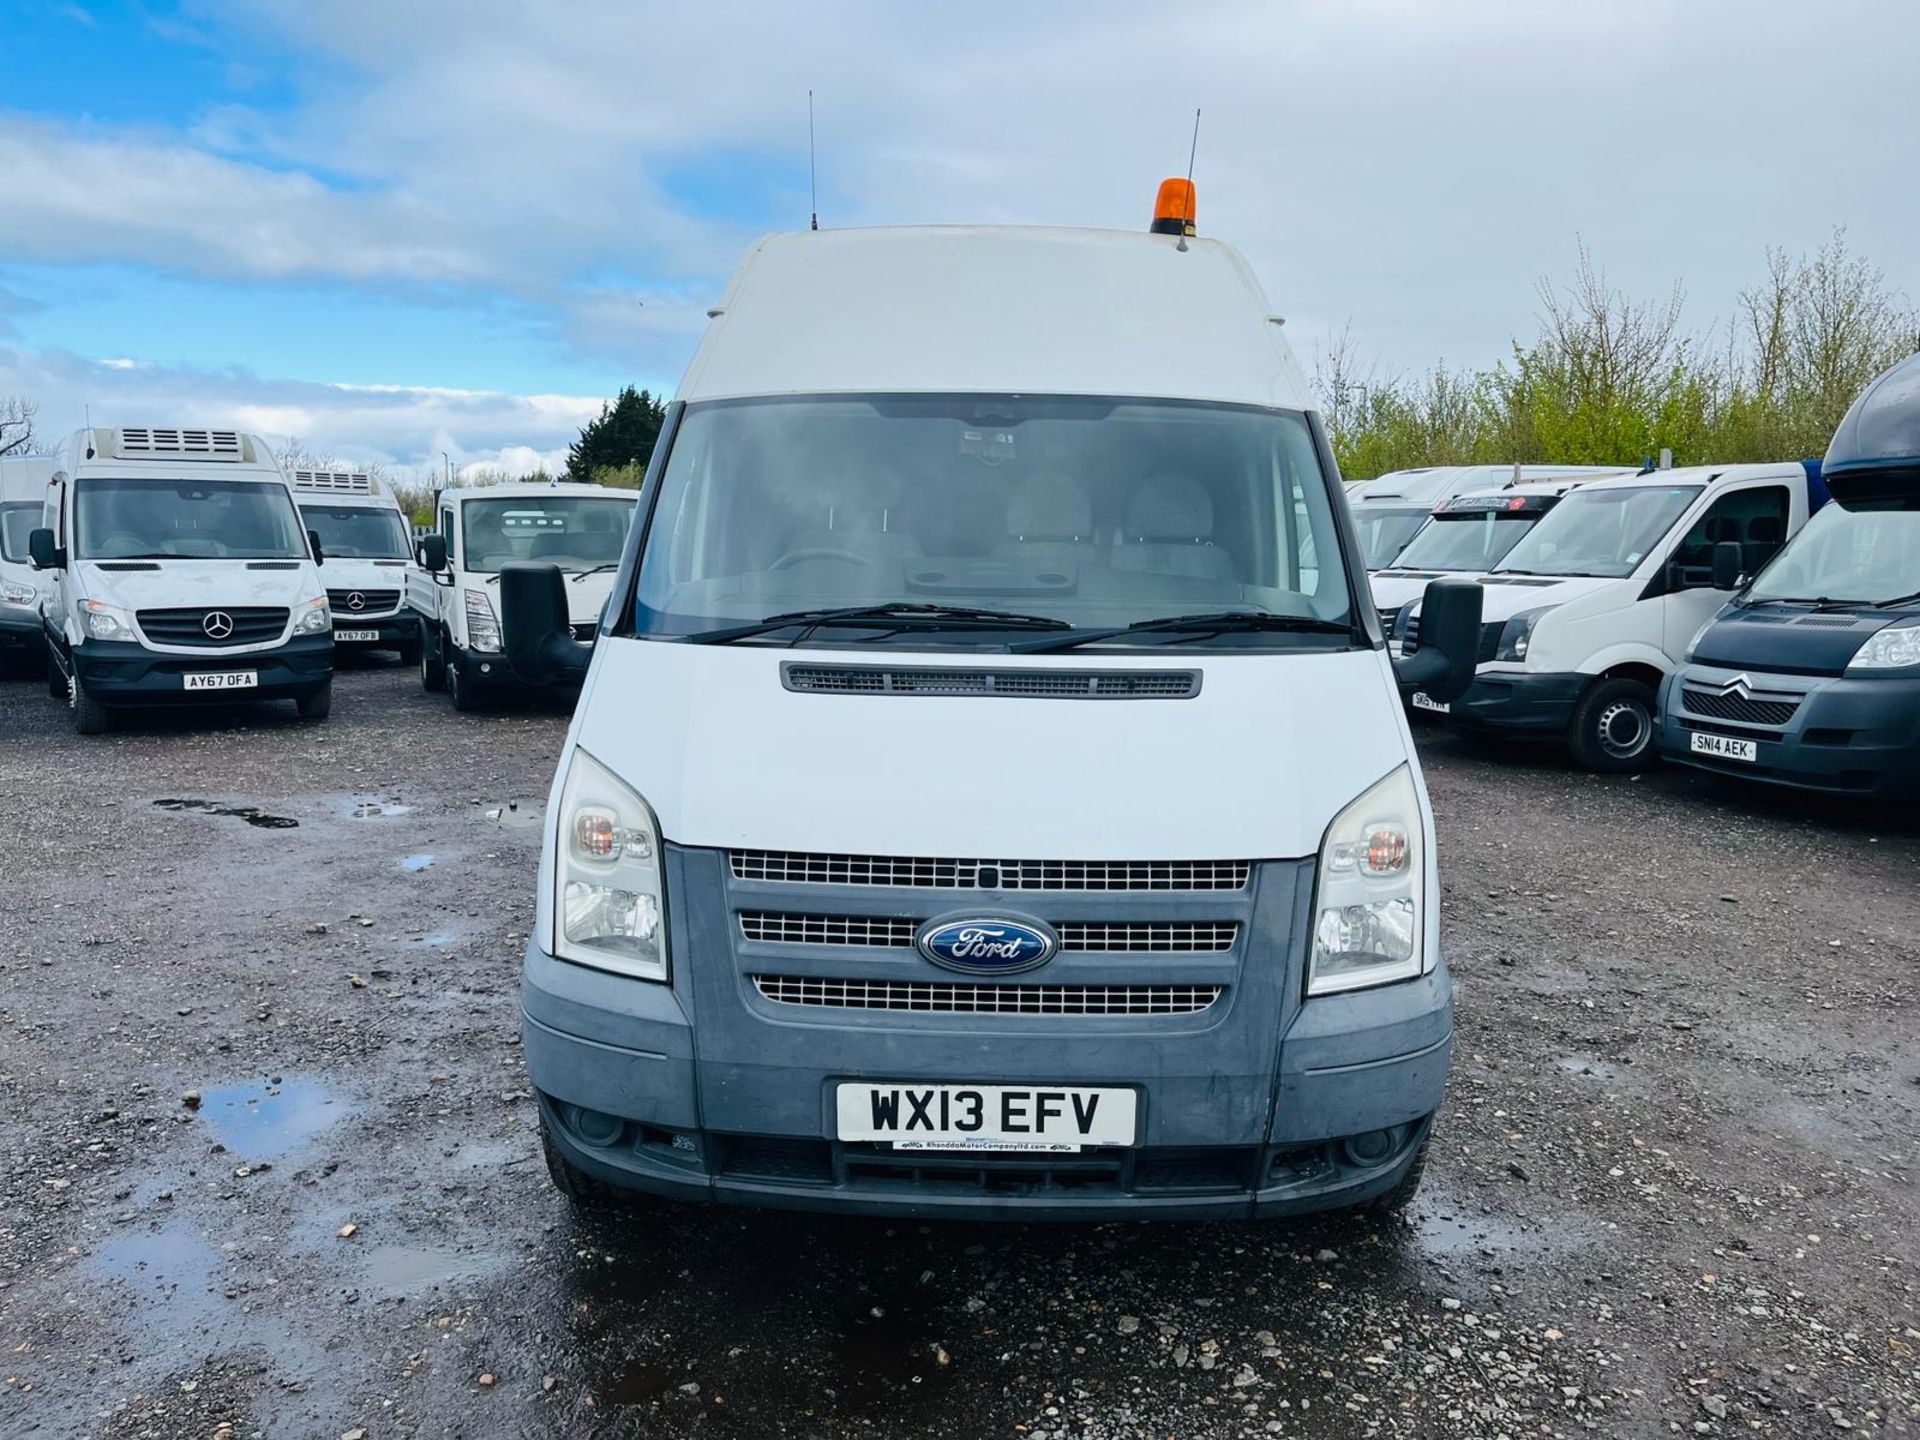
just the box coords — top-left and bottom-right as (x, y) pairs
(70, 672), (111, 735)
(540, 1119), (624, 1210)
(420, 626), (447, 692)
(1371, 1136), (1430, 1213)
(447, 657), (482, 712)
(296, 680), (333, 721)
(1567, 677), (1658, 773)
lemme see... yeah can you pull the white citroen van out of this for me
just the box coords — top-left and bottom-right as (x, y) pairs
(0, 454), (58, 675)
(30, 426), (334, 733)
(1402, 462), (1824, 768)
(407, 481), (637, 711)
(493, 195), (1488, 1221)
(290, 468), (422, 662)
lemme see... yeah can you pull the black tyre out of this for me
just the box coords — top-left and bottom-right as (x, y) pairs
(447, 654), (482, 712)
(1567, 676), (1658, 773)
(70, 671), (110, 735)
(540, 1118), (625, 1210)
(420, 625), (447, 692)
(1371, 1136), (1430, 1213)
(296, 679), (333, 720)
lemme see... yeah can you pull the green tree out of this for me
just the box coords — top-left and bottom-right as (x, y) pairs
(567, 386), (667, 483)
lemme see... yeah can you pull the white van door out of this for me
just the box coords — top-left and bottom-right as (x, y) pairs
(1658, 480), (1794, 659)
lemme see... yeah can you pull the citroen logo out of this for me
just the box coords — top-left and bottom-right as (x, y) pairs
(1716, 673), (1753, 700)
(345, 591), (366, 611)
(202, 611), (235, 640)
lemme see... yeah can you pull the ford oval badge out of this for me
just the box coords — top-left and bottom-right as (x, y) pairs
(917, 915), (1057, 975)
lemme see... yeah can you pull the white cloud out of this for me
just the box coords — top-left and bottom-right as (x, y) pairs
(0, 345), (596, 478)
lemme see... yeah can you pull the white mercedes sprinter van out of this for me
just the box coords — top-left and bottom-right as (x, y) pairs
(0, 455), (58, 675)
(407, 481), (637, 711)
(290, 468), (422, 662)
(495, 199), (1485, 1221)
(29, 426), (334, 733)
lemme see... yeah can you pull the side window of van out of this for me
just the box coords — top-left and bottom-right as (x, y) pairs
(1674, 486), (1790, 576)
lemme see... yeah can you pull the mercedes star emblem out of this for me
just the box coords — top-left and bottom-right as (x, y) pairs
(202, 611), (235, 640)
(345, 591), (366, 611)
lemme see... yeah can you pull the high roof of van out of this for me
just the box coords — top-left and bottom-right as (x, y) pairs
(1350, 464), (1630, 505)
(62, 426), (281, 475)
(676, 225), (1312, 411)
(0, 454), (59, 501)
(444, 481), (635, 503)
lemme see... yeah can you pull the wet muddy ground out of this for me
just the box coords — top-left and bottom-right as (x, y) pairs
(1, 662), (1915, 1438)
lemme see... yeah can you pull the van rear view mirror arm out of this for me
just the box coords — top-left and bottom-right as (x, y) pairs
(1391, 579), (1483, 704)
(500, 561), (592, 684)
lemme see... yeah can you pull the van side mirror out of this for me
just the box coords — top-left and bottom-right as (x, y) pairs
(1711, 540), (1744, 591)
(28, 528), (63, 571)
(500, 561), (592, 684)
(417, 534), (447, 572)
(307, 529), (325, 566)
(1391, 579), (1484, 705)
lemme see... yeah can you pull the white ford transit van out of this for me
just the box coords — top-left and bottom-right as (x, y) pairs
(29, 427), (334, 733)
(0, 455), (58, 675)
(290, 468), (422, 662)
(407, 481), (637, 711)
(493, 193), (1487, 1220)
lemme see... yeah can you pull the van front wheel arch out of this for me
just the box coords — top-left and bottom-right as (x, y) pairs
(1567, 675), (1659, 773)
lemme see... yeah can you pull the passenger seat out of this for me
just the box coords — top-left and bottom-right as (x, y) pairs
(994, 475), (1099, 570)
(1113, 475), (1237, 581)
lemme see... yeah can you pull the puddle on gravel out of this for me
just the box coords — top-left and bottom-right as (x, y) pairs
(92, 1224), (223, 1325)
(338, 795), (414, 820)
(400, 853), (435, 871)
(153, 797), (299, 830)
(197, 1076), (347, 1161)
(1412, 1200), (1581, 1266)
(479, 799), (544, 828)
(348, 1243), (505, 1301)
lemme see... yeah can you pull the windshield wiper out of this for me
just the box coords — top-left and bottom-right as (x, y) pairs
(683, 602), (1074, 646)
(1871, 590), (1920, 609)
(1010, 610), (1355, 654)
(570, 562), (623, 581)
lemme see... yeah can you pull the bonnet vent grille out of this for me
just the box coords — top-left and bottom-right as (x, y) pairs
(117, 428), (244, 459)
(782, 664), (1199, 700)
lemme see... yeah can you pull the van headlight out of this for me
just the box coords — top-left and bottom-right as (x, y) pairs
(555, 747), (668, 981)
(81, 599), (135, 641)
(1308, 764), (1425, 995)
(1847, 622), (1920, 672)
(293, 596), (332, 636)
(465, 588), (502, 652)
(1494, 606), (1550, 662)
(1, 580), (35, 605)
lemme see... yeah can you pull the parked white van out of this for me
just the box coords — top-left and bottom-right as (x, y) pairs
(1400, 462), (1823, 768)
(491, 196), (1488, 1221)
(408, 481), (637, 711)
(29, 426), (334, 733)
(0, 454), (58, 675)
(290, 468), (421, 662)
(1350, 464), (1627, 571)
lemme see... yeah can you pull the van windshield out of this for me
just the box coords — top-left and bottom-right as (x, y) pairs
(1745, 495), (1920, 605)
(0, 502), (36, 563)
(1494, 484), (1701, 579)
(633, 394), (1356, 648)
(1389, 508), (1551, 573)
(461, 496), (635, 575)
(298, 503), (412, 560)
(1352, 506), (1429, 569)
(74, 478), (310, 561)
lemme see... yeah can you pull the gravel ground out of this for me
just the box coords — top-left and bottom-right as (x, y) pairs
(0, 660), (1915, 1439)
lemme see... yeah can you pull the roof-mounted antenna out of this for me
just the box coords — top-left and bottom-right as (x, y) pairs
(85, 404), (95, 459)
(808, 90), (819, 232)
(1177, 108), (1200, 252)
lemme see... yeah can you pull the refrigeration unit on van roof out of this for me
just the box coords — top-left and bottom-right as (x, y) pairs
(85, 427), (261, 463)
(291, 468), (379, 495)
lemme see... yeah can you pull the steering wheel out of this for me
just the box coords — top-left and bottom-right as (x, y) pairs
(768, 547), (873, 572)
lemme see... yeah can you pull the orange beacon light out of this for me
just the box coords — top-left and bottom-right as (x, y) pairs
(1150, 178), (1196, 237)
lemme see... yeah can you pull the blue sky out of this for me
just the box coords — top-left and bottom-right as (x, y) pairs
(2, 0), (1917, 477)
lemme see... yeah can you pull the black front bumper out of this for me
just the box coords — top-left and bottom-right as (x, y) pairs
(1659, 665), (1920, 798)
(1448, 669), (1585, 735)
(70, 634), (333, 706)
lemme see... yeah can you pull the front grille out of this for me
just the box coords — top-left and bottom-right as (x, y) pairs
(741, 914), (917, 947)
(327, 588), (401, 615)
(136, 606), (289, 647)
(1375, 604), (1401, 634)
(1682, 687), (1800, 726)
(729, 851), (1250, 892)
(784, 664), (1200, 700)
(751, 975), (1222, 1015)
(740, 914), (1238, 953)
